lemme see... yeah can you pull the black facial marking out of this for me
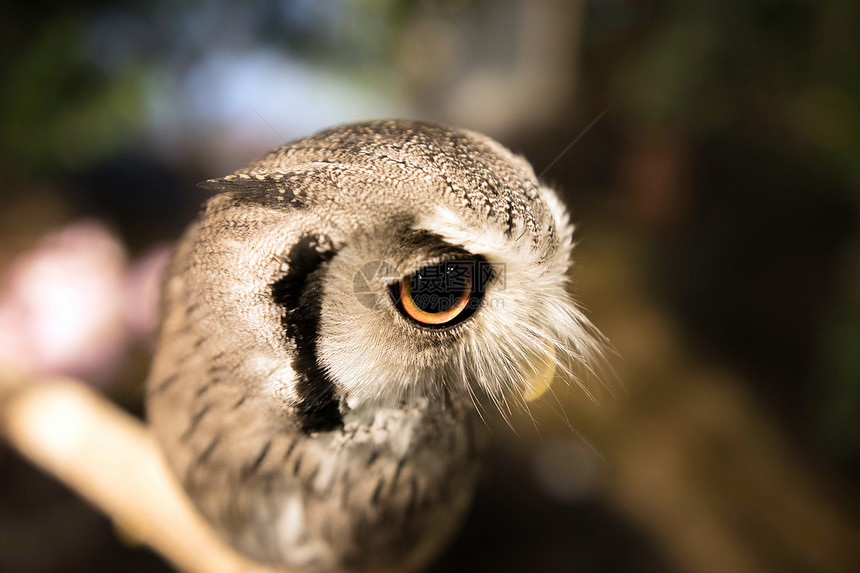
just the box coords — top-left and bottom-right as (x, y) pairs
(271, 234), (343, 433)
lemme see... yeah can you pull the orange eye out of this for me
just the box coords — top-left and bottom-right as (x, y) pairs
(390, 258), (491, 329)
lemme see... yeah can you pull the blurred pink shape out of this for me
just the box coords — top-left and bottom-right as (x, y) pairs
(0, 221), (129, 385)
(124, 244), (172, 345)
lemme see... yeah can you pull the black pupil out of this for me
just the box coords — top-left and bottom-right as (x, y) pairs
(410, 261), (471, 314)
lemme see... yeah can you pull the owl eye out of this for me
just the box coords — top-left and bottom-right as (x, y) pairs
(389, 257), (491, 328)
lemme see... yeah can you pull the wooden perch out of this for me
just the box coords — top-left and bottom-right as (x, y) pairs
(0, 369), (280, 573)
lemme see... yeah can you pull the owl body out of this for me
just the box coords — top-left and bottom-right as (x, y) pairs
(147, 121), (601, 572)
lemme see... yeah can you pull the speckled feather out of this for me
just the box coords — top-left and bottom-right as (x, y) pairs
(146, 120), (601, 573)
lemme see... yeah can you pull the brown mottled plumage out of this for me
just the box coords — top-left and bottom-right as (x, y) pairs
(146, 120), (602, 572)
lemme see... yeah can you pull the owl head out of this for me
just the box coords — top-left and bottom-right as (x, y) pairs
(181, 120), (603, 432)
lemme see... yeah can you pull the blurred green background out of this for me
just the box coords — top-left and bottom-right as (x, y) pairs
(1, 1), (858, 572)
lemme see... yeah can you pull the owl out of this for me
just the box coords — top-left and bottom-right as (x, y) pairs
(146, 120), (602, 573)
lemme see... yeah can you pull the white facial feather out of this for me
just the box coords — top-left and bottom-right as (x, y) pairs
(316, 183), (603, 415)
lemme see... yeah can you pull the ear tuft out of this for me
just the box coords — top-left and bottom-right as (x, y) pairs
(196, 173), (301, 208)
